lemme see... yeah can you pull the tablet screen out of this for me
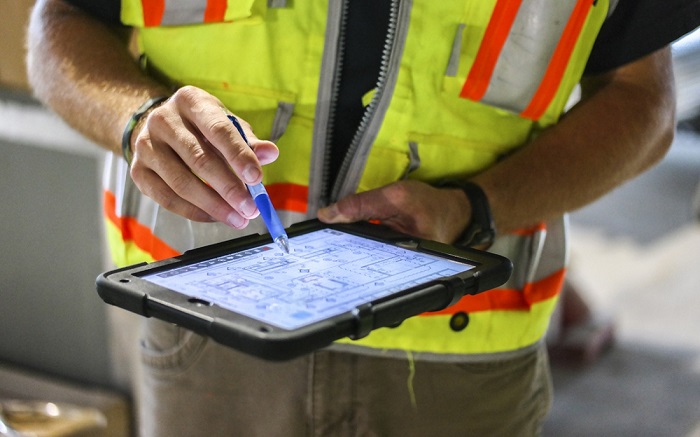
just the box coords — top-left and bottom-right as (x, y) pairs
(141, 228), (475, 330)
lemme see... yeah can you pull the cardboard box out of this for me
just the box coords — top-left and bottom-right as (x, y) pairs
(0, 362), (131, 437)
(0, 1), (35, 90)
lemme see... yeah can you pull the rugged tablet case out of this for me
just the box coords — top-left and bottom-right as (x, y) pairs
(96, 220), (513, 360)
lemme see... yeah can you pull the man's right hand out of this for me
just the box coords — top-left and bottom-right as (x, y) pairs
(129, 86), (280, 229)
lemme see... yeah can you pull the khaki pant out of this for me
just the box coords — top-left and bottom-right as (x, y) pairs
(134, 319), (552, 437)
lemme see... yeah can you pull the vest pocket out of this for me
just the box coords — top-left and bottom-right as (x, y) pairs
(404, 136), (512, 183)
(357, 147), (412, 193)
(187, 80), (297, 140)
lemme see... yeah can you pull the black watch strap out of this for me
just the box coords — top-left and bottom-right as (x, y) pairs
(440, 180), (496, 249)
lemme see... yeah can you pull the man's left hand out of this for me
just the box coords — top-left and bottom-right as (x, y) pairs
(317, 180), (470, 244)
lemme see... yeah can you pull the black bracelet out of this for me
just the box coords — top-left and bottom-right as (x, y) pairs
(121, 96), (169, 165)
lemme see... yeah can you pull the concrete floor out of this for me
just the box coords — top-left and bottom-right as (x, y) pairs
(543, 129), (700, 436)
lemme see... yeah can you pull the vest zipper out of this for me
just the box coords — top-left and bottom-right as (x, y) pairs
(330, 0), (406, 202)
(307, 0), (409, 216)
(307, 0), (345, 216)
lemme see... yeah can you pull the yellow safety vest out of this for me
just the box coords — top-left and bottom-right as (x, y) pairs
(106, 0), (610, 357)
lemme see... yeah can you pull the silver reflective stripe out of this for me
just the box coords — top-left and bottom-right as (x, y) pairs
(445, 23), (465, 77)
(268, 0), (287, 8)
(480, 0), (579, 114)
(402, 141), (421, 179)
(269, 102), (295, 143)
(161, 0), (207, 25)
(534, 214), (569, 280)
(607, 0), (619, 18)
(107, 153), (141, 219)
(489, 216), (567, 291)
(106, 154), (161, 241)
(524, 227), (546, 285)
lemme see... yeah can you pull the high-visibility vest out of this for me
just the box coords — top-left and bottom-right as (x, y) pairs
(108, 0), (610, 357)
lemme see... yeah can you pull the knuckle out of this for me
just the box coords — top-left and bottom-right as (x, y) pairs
(173, 85), (199, 104)
(347, 195), (365, 212)
(386, 182), (411, 204)
(146, 105), (168, 125)
(219, 140), (247, 166)
(154, 189), (198, 221)
(131, 132), (151, 155)
(187, 144), (213, 173)
(209, 203), (235, 222)
(169, 172), (194, 196)
(129, 162), (145, 180)
(220, 182), (246, 203)
(207, 117), (232, 140)
(157, 190), (178, 212)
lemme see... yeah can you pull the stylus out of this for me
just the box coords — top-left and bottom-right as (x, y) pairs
(228, 115), (291, 254)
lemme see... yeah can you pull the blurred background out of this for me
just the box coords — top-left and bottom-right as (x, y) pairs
(1, 2), (699, 436)
(542, 29), (700, 437)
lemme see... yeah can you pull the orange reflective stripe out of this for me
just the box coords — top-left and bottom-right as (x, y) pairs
(104, 184), (305, 261)
(459, 0), (523, 101)
(266, 183), (308, 214)
(103, 190), (180, 261)
(141, 0), (165, 27)
(204, 0), (227, 22)
(428, 268), (565, 314)
(520, 268), (565, 304)
(520, 0), (593, 119)
(510, 222), (547, 236)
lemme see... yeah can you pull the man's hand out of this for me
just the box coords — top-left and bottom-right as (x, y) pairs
(317, 180), (471, 244)
(129, 86), (280, 229)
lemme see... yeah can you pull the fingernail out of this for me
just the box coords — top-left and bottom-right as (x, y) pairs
(226, 211), (247, 228)
(243, 165), (261, 184)
(240, 198), (258, 218)
(318, 205), (338, 222)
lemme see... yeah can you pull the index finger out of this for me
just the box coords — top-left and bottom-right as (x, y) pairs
(174, 86), (263, 185)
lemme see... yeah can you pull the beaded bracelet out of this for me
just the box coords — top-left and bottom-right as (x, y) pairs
(121, 96), (169, 165)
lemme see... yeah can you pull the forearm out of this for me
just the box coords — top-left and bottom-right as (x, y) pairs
(319, 48), (677, 245)
(472, 47), (677, 234)
(26, 0), (279, 227)
(26, 0), (170, 155)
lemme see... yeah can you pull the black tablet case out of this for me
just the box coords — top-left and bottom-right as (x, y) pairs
(96, 220), (512, 360)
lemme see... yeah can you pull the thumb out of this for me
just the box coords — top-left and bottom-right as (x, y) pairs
(317, 202), (354, 223)
(317, 189), (392, 224)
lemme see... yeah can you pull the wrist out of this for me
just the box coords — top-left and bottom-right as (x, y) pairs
(438, 180), (496, 249)
(121, 96), (169, 165)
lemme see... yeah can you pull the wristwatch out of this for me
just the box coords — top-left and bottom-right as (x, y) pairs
(440, 180), (496, 249)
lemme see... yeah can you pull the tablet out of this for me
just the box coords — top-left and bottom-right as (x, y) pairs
(97, 220), (512, 360)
